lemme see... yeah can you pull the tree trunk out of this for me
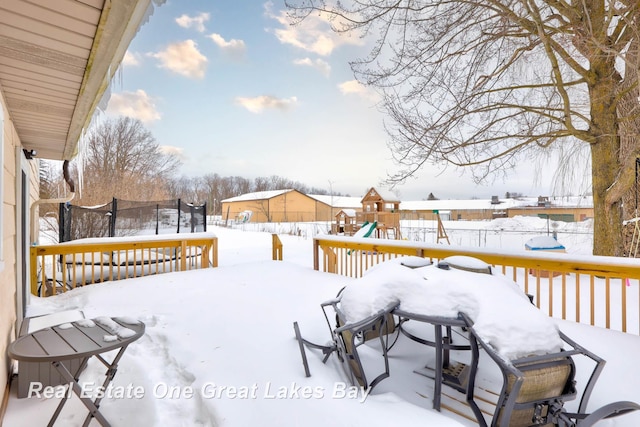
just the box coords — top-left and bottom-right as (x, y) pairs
(589, 65), (624, 256)
(591, 142), (623, 256)
(618, 40), (640, 257)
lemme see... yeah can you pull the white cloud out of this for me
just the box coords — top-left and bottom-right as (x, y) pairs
(264, 2), (364, 56)
(175, 12), (210, 33)
(208, 33), (247, 60)
(106, 90), (161, 124)
(293, 57), (331, 77)
(122, 51), (141, 66)
(149, 40), (207, 79)
(234, 95), (298, 114)
(338, 80), (379, 102)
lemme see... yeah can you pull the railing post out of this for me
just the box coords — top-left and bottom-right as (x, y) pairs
(29, 246), (38, 296)
(313, 239), (320, 271)
(272, 234), (283, 261)
(180, 240), (187, 271)
(212, 238), (218, 267)
(322, 246), (337, 274)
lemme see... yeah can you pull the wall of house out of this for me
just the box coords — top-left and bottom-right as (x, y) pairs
(401, 209), (499, 221)
(313, 201), (333, 222)
(0, 88), (20, 408)
(222, 200), (270, 223)
(267, 191), (316, 222)
(401, 206), (594, 222)
(222, 192), (327, 223)
(507, 207), (594, 221)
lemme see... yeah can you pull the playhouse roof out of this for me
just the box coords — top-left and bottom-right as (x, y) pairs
(361, 187), (400, 204)
(335, 208), (357, 217)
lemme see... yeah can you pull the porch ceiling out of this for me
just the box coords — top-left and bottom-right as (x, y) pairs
(0, 0), (151, 161)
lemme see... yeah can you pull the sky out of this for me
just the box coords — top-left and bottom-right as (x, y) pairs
(103, 0), (590, 200)
(5, 221), (640, 426)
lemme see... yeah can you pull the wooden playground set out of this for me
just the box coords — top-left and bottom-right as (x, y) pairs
(332, 187), (450, 242)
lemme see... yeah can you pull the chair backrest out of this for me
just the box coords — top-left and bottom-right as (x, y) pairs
(335, 314), (389, 388)
(323, 296), (399, 390)
(494, 355), (576, 427)
(461, 314), (640, 427)
(460, 313), (582, 427)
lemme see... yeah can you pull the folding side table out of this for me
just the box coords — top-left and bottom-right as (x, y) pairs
(8, 316), (145, 427)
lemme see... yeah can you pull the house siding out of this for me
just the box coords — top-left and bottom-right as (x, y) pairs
(0, 85), (23, 406)
(222, 190), (332, 223)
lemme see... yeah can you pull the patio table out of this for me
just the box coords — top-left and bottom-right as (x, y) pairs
(8, 316), (145, 427)
(393, 308), (476, 412)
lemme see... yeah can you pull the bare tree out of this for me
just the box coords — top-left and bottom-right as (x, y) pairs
(287, 0), (640, 256)
(77, 117), (181, 205)
(254, 176), (271, 192)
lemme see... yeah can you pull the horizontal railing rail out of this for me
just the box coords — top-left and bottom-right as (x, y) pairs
(31, 234), (218, 297)
(313, 236), (640, 334)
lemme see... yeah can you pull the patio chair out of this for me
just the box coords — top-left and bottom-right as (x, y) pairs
(460, 313), (640, 427)
(294, 289), (399, 391)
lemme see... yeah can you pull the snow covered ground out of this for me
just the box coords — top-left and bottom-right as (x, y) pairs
(4, 218), (640, 426)
(221, 215), (594, 255)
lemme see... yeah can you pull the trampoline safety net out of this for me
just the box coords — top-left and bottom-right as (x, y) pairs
(59, 198), (206, 242)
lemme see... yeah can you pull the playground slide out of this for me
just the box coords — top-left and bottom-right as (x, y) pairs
(353, 221), (377, 238)
(348, 221), (378, 255)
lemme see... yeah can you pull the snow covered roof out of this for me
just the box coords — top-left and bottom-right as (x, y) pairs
(223, 191), (593, 210)
(307, 194), (362, 209)
(361, 187), (400, 203)
(400, 198), (523, 211)
(336, 208), (357, 217)
(221, 189), (296, 203)
(400, 196), (593, 211)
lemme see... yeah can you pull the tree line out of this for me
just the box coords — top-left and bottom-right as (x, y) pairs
(39, 117), (346, 216)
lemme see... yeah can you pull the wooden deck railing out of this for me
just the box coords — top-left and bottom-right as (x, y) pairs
(313, 236), (640, 334)
(31, 233), (218, 297)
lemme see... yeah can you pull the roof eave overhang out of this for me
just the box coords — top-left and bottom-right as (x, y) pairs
(63, 0), (152, 160)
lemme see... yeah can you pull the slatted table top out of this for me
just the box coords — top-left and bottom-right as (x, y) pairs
(8, 317), (145, 362)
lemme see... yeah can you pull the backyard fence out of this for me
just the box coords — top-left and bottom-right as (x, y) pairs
(59, 198), (206, 242)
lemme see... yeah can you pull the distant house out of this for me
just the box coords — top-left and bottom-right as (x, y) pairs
(400, 198), (516, 221)
(221, 189), (329, 223)
(399, 196), (593, 222)
(222, 189), (593, 225)
(306, 194), (362, 211)
(507, 198), (594, 222)
(307, 194), (362, 224)
(220, 191), (363, 224)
